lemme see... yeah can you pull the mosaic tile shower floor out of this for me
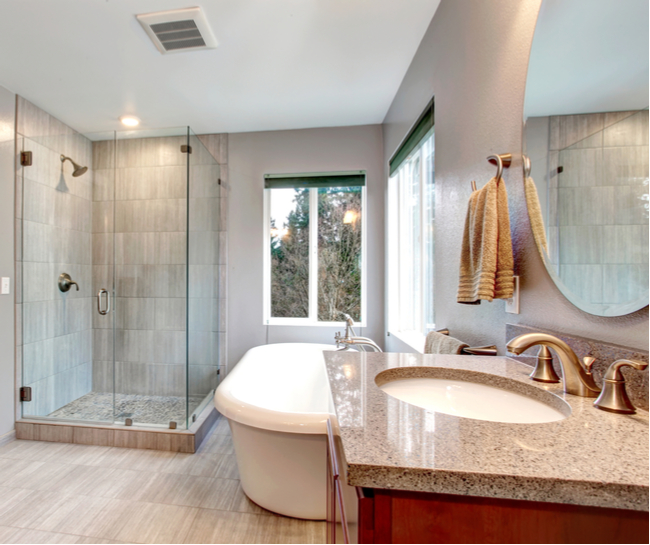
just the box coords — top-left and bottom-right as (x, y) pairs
(48, 392), (207, 429)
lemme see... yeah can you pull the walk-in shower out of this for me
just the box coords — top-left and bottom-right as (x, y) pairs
(17, 103), (222, 431)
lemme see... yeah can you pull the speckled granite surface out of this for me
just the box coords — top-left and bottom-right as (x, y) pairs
(48, 392), (206, 429)
(324, 351), (649, 512)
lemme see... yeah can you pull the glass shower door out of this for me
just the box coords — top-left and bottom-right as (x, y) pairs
(111, 127), (191, 429)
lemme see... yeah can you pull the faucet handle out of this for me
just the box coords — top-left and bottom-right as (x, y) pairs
(594, 359), (648, 415)
(603, 359), (647, 381)
(581, 356), (596, 375)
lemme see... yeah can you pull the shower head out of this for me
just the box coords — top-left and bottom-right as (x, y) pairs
(60, 155), (88, 177)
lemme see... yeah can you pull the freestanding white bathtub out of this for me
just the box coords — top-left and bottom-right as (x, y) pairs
(214, 343), (338, 520)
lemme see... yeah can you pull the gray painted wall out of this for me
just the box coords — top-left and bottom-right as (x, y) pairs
(228, 125), (384, 367)
(0, 85), (15, 438)
(383, 0), (648, 353)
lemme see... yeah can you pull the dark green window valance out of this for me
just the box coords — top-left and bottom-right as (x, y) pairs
(264, 171), (365, 189)
(389, 98), (434, 177)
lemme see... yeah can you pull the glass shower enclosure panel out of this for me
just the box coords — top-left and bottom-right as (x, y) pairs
(20, 125), (220, 430)
(20, 129), (110, 421)
(187, 130), (221, 423)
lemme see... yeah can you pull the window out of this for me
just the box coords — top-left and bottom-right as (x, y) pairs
(387, 100), (435, 339)
(263, 172), (366, 325)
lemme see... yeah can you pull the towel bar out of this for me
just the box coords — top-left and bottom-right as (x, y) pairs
(436, 328), (498, 356)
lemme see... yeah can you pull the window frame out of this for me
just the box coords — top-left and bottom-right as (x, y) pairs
(387, 127), (435, 341)
(263, 172), (368, 327)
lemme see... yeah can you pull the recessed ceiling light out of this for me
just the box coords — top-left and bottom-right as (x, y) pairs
(120, 115), (140, 127)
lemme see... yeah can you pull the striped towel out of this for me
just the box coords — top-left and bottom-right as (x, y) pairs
(457, 177), (514, 304)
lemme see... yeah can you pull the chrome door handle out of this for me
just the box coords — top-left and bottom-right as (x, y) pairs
(97, 289), (110, 315)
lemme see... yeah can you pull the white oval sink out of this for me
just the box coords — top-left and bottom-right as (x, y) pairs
(379, 377), (568, 424)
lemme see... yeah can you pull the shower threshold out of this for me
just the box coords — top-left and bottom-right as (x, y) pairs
(47, 392), (206, 429)
(16, 392), (218, 453)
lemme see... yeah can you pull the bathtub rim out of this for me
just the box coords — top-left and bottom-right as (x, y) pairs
(215, 342), (337, 435)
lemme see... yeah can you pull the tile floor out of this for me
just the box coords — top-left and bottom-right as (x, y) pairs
(0, 417), (326, 544)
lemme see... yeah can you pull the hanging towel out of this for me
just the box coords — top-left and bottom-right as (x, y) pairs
(457, 177), (514, 304)
(424, 330), (469, 354)
(524, 176), (549, 256)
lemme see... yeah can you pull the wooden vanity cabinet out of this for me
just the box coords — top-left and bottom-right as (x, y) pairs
(326, 421), (648, 544)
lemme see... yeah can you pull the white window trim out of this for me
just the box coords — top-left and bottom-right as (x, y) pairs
(387, 132), (435, 338)
(263, 183), (367, 327)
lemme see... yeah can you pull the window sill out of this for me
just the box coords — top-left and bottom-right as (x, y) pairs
(265, 320), (367, 328)
(388, 330), (426, 354)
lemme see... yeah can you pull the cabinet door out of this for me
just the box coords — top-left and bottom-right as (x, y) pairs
(326, 419), (350, 544)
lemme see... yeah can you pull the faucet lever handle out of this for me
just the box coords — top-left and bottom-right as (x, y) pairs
(594, 359), (648, 415)
(581, 356), (596, 375)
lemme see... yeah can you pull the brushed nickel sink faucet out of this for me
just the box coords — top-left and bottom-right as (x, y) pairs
(506, 333), (600, 398)
(508, 333), (648, 413)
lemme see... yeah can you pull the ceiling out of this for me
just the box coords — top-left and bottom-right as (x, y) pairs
(525, 0), (649, 117)
(0, 0), (440, 135)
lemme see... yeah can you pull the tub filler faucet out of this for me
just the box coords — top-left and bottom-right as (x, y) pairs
(335, 313), (383, 352)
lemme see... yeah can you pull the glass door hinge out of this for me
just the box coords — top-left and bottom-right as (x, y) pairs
(20, 151), (32, 166)
(181, 145), (192, 154)
(20, 387), (32, 402)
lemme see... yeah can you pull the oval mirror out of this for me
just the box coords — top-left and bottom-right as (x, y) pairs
(523, 0), (649, 317)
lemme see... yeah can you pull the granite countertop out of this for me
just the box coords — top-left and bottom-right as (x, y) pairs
(323, 351), (649, 512)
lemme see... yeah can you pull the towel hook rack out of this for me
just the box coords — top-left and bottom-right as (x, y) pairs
(522, 154), (532, 178)
(487, 153), (512, 181)
(436, 329), (498, 356)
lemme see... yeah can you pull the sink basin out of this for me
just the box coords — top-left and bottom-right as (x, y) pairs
(377, 371), (570, 424)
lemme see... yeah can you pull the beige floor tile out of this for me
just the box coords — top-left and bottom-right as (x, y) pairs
(196, 478), (240, 511)
(93, 447), (176, 473)
(24, 494), (132, 541)
(2, 461), (78, 492)
(0, 440), (67, 462)
(72, 537), (125, 544)
(198, 433), (235, 455)
(0, 490), (68, 529)
(73, 537), (125, 544)
(213, 454), (239, 480)
(229, 483), (275, 516)
(41, 443), (114, 467)
(0, 457), (46, 485)
(212, 418), (231, 436)
(113, 502), (198, 544)
(2, 527), (81, 544)
(134, 472), (211, 505)
(183, 509), (272, 544)
(0, 525), (19, 542)
(163, 452), (224, 478)
(264, 516), (326, 544)
(0, 486), (38, 518)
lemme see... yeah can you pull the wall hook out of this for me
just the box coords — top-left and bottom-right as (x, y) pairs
(487, 153), (512, 181)
(523, 154), (532, 178)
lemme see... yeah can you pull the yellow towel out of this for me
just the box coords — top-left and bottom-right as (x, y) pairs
(424, 330), (469, 354)
(524, 176), (549, 256)
(457, 177), (514, 304)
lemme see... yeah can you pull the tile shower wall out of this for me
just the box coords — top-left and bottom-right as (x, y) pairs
(92, 135), (222, 399)
(529, 110), (649, 306)
(16, 97), (94, 416)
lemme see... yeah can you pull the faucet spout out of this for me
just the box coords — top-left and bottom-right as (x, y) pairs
(507, 333), (600, 398)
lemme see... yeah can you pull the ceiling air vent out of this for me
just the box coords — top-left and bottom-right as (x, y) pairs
(137, 7), (217, 54)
